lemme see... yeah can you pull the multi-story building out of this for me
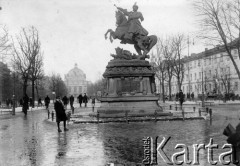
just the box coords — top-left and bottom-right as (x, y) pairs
(151, 44), (240, 97)
(64, 64), (88, 97)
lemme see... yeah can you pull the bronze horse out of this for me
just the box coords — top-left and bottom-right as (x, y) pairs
(105, 10), (157, 60)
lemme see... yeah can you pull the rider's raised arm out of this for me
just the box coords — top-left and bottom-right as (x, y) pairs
(117, 7), (130, 16)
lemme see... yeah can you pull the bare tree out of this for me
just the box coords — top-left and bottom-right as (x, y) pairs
(27, 27), (44, 107)
(12, 27), (43, 107)
(49, 73), (68, 97)
(193, 0), (240, 80)
(151, 38), (167, 103)
(0, 26), (11, 62)
(12, 27), (34, 96)
(158, 36), (175, 100)
(171, 34), (186, 91)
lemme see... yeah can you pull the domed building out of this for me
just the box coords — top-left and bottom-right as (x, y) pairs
(64, 64), (88, 97)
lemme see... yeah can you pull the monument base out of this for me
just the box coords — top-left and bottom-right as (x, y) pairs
(96, 59), (172, 118)
(95, 96), (171, 118)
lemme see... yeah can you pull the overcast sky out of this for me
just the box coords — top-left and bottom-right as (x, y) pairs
(0, 0), (204, 82)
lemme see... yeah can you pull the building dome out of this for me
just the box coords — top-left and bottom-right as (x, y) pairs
(64, 64), (88, 97)
(66, 63), (86, 79)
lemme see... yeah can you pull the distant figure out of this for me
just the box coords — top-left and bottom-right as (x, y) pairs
(6, 99), (10, 107)
(179, 90), (184, 110)
(62, 96), (68, 109)
(23, 94), (29, 116)
(77, 94), (83, 107)
(38, 97), (42, 107)
(29, 97), (33, 107)
(44, 95), (50, 109)
(83, 93), (88, 107)
(19, 98), (23, 107)
(191, 92), (194, 101)
(176, 93), (179, 101)
(54, 96), (68, 132)
(91, 97), (95, 112)
(69, 95), (74, 108)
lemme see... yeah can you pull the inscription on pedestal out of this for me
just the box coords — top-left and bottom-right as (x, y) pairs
(122, 79), (140, 93)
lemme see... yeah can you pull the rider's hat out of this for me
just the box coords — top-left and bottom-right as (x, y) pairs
(133, 2), (138, 8)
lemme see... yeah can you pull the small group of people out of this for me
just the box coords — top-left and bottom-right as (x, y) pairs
(77, 93), (88, 107)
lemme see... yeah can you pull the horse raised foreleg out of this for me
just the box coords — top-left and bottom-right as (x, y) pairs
(105, 29), (116, 43)
(104, 29), (111, 40)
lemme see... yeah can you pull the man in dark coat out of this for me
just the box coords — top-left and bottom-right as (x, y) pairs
(69, 95), (74, 108)
(44, 95), (50, 109)
(62, 96), (68, 108)
(54, 96), (68, 132)
(179, 90), (184, 110)
(77, 94), (83, 107)
(83, 93), (88, 107)
(23, 94), (29, 116)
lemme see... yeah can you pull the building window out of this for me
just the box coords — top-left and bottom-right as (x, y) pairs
(194, 61), (197, 68)
(195, 73), (196, 80)
(209, 70), (211, 78)
(209, 57), (211, 65)
(204, 59), (206, 66)
(74, 86), (77, 92)
(198, 60), (200, 66)
(190, 74), (192, 81)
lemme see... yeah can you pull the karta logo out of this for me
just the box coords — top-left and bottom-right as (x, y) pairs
(143, 136), (235, 165)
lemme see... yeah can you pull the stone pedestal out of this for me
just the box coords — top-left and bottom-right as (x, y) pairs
(97, 59), (168, 117)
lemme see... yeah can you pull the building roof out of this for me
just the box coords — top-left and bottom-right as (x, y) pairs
(65, 63), (86, 79)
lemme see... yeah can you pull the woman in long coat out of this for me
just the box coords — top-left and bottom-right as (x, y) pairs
(54, 96), (68, 132)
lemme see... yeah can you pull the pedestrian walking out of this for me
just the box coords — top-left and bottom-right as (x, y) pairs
(23, 94), (29, 116)
(83, 93), (88, 107)
(62, 96), (68, 109)
(54, 96), (68, 132)
(69, 95), (74, 108)
(44, 95), (50, 109)
(77, 94), (83, 107)
(179, 90), (184, 110)
(69, 95), (74, 114)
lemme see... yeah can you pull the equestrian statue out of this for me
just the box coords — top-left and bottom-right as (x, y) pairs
(105, 3), (157, 60)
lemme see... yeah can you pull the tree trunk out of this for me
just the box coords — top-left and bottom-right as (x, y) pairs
(32, 79), (35, 108)
(168, 80), (172, 101)
(23, 79), (28, 96)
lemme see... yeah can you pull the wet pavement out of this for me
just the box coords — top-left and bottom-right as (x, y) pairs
(0, 103), (239, 166)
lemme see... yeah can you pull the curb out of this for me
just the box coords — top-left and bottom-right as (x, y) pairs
(45, 116), (205, 125)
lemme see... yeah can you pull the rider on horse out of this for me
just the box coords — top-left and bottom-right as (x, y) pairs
(116, 3), (148, 41)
